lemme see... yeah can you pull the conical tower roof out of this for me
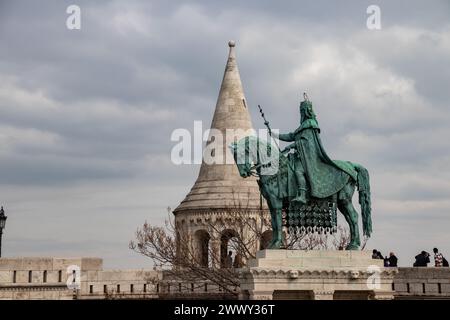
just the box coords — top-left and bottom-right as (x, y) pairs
(174, 41), (267, 214)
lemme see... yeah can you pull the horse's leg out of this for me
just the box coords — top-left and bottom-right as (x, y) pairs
(268, 208), (277, 247)
(337, 182), (361, 250)
(265, 198), (277, 248)
(267, 196), (283, 249)
(269, 208), (283, 249)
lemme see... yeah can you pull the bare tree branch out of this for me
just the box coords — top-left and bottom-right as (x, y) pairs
(130, 197), (354, 297)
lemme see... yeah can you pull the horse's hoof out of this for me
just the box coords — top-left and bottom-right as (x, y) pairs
(345, 243), (359, 250)
(269, 241), (283, 249)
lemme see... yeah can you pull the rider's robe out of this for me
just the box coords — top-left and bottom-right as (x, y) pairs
(277, 103), (357, 199)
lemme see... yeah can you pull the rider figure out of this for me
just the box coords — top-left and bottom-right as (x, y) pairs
(270, 94), (319, 204)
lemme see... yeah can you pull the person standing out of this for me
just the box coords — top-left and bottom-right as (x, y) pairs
(372, 249), (379, 259)
(383, 255), (389, 267)
(226, 251), (233, 268)
(377, 251), (384, 260)
(414, 251), (430, 267)
(433, 248), (444, 267)
(388, 252), (398, 267)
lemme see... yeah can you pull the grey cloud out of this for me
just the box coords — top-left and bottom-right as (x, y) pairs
(0, 0), (449, 267)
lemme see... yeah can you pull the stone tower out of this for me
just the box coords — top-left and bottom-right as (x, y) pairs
(173, 41), (269, 268)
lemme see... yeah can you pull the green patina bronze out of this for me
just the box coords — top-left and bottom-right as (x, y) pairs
(274, 99), (357, 200)
(230, 95), (372, 250)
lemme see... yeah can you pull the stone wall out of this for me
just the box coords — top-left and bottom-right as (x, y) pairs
(0, 257), (161, 300)
(79, 269), (161, 299)
(156, 279), (237, 300)
(394, 267), (450, 299)
(2, 257), (450, 300)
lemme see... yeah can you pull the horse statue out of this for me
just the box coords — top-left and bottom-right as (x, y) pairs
(229, 98), (372, 250)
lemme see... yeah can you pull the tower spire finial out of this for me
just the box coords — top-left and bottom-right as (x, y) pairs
(228, 40), (236, 58)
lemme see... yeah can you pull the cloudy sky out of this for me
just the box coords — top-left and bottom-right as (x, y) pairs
(0, 0), (449, 268)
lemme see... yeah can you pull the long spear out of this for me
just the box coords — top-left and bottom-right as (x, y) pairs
(257, 104), (296, 174)
(258, 104), (282, 152)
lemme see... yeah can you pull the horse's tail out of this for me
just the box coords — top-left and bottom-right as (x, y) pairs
(354, 163), (372, 238)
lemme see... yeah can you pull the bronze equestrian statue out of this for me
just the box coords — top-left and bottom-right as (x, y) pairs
(230, 95), (372, 250)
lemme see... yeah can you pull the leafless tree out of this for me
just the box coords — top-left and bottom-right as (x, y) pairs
(129, 209), (228, 295)
(130, 201), (357, 297)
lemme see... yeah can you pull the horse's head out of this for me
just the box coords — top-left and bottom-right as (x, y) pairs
(230, 136), (281, 178)
(229, 139), (252, 178)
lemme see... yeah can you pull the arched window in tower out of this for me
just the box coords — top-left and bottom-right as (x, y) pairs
(194, 230), (211, 267)
(220, 229), (241, 268)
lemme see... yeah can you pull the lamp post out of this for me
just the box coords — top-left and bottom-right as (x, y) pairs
(0, 206), (7, 258)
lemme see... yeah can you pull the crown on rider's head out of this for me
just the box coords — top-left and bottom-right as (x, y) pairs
(303, 92), (310, 101)
(300, 92), (312, 108)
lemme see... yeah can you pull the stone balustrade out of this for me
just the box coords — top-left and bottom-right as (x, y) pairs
(2, 256), (450, 300)
(393, 267), (450, 299)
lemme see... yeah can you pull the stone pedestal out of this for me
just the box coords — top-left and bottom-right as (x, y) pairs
(239, 250), (397, 300)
